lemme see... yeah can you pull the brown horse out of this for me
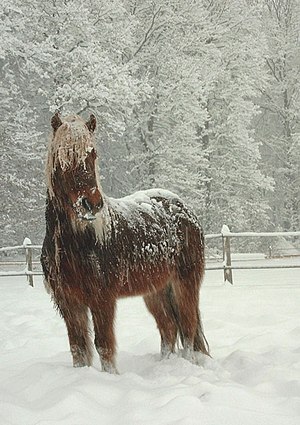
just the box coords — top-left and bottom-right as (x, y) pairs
(41, 113), (209, 373)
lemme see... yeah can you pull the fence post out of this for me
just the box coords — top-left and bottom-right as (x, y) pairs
(221, 225), (233, 284)
(23, 237), (34, 287)
(268, 245), (272, 258)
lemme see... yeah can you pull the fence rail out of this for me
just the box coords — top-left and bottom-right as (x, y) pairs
(0, 238), (41, 286)
(1, 228), (300, 285)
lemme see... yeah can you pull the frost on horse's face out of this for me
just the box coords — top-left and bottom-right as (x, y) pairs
(55, 151), (103, 221)
(48, 113), (103, 221)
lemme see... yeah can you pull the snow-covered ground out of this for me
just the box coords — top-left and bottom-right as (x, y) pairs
(1, 260), (299, 425)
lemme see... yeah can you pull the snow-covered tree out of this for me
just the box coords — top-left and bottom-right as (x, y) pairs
(125, 0), (272, 232)
(257, 0), (300, 230)
(0, 0), (143, 242)
(1, 0), (298, 246)
(199, 0), (273, 232)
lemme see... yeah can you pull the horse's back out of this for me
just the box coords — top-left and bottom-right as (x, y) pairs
(108, 188), (204, 278)
(110, 188), (201, 231)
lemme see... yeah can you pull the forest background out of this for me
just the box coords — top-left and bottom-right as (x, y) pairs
(1, 0), (299, 247)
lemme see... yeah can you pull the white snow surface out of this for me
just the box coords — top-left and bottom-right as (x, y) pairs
(1, 263), (300, 425)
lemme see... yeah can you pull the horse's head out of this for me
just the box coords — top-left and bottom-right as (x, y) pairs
(47, 113), (103, 221)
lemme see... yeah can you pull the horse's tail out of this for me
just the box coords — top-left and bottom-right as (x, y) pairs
(194, 308), (210, 356)
(166, 284), (210, 357)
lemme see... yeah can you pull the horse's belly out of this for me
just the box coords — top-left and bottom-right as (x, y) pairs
(117, 263), (173, 297)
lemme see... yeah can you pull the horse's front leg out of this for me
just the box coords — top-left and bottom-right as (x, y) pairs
(91, 298), (118, 374)
(56, 297), (93, 368)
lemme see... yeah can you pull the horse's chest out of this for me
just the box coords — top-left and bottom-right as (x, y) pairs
(57, 243), (117, 291)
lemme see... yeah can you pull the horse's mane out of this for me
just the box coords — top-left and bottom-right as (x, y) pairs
(46, 115), (97, 198)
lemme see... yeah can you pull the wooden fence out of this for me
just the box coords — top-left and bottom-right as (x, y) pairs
(205, 225), (300, 283)
(0, 238), (43, 287)
(1, 227), (300, 286)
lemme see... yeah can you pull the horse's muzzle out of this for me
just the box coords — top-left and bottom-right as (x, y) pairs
(80, 211), (97, 221)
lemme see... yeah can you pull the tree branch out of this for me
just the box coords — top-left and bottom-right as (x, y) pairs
(132, 6), (163, 57)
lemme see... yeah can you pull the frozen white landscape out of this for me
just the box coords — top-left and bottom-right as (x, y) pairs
(1, 258), (300, 425)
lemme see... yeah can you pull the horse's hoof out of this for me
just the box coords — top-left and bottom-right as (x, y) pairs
(101, 361), (119, 374)
(73, 360), (89, 368)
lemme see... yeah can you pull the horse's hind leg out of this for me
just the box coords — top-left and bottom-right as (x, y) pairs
(56, 298), (93, 367)
(172, 276), (202, 362)
(143, 287), (178, 359)
(91, 299), (118, 374)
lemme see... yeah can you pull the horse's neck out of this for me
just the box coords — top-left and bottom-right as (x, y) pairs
(46, 196), (80, 236)
(46, 196), (67, 225)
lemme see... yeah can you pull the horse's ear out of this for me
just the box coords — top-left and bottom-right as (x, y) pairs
(86, 114), (96, 133)
(51, 112), (62, 132)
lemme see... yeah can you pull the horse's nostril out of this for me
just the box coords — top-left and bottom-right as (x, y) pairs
(82, 197), (92, 212)
(96, 200), (104, 210)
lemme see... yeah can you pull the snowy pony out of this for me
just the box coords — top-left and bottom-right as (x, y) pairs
(41, 113), (209, 373)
